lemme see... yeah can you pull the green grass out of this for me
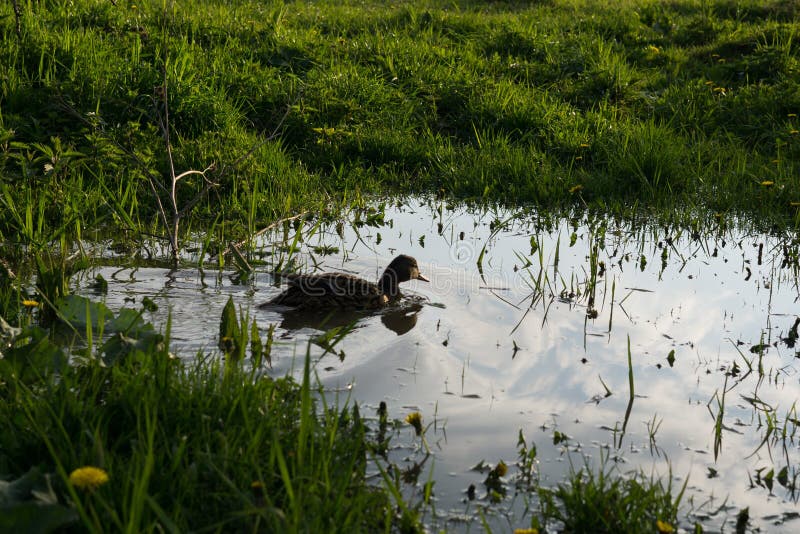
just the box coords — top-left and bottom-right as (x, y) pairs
(534, 456), (687, 534)
(2, 0), (800, 256)
(0, 0), (793, 530)
(0, 299), (412, 532)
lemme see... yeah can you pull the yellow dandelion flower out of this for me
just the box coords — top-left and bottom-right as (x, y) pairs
(656, 519), (674, 533)
(569, 184), (583, 194)
(574, 156), (583, 161)
(761, 181), (774, 187)
(405, 411), (423, 435)
(704, 81), (714, 85)
(22, 299), (40, 307)
(790, 130), (798, 135)
(579, 143), (590, 148)
(514, 529), (539, 534)
(69, 466), (109, 491)
(789, 113), (797, 118)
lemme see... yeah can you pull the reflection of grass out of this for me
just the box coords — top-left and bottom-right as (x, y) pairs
(708, 375), (729, 462)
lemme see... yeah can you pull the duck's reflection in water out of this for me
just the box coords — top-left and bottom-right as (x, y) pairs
(276, 302), (424, 336)
(380, 303), (422, 335)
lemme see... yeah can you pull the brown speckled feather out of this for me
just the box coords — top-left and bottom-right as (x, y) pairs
(269, 272), (388, 310)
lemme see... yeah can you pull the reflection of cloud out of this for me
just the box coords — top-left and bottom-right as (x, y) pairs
(88, 198), (800, 530)
(449, 239), (476, 265)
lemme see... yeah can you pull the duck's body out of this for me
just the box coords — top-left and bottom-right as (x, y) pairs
(269, 272), (390, 309)
(264, 255), (428, 310)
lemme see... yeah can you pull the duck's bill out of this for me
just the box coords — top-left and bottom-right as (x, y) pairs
(417, 273), (430, 282)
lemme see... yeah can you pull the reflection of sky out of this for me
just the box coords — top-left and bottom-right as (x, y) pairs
(78, 199), (800, 531)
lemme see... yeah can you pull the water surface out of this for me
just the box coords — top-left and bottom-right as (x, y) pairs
(79, 199), (800, 531)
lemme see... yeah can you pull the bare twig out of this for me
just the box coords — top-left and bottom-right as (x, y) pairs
(54, 17), (297, 267)
(176, 165), (218, 218)
(154, 77), (181, 264)
(144, 173), (172, 242)
(11, 0), (21, 36)
(148, 55), (298, 265)
(59, 88), (295, 265)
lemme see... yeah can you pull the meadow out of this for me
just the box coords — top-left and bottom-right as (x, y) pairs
(1, 0), (799, 531)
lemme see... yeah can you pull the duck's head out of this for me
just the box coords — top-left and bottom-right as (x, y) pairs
(379, 255), (429, 296)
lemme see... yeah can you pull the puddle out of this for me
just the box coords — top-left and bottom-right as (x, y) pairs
(77, 198), (800, 531)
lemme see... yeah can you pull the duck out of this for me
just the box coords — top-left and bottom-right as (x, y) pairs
(262, 255), (429, 310)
